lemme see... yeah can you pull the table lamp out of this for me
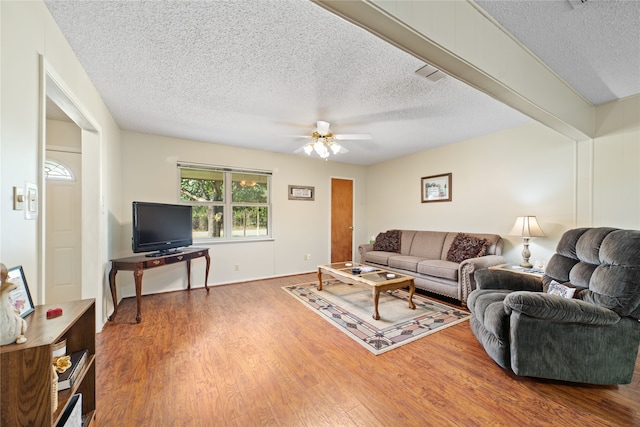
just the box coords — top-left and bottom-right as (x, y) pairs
(509, 216), (545, 268)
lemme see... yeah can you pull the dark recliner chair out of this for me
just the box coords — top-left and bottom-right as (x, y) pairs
(468, 227), (640, 384)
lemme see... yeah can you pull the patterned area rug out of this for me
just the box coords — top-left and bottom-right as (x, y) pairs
(283, 280), (470, 355)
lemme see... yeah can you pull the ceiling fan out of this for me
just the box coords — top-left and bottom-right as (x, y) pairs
(294, 121), (372, 159)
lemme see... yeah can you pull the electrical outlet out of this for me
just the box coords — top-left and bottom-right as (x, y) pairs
(304, 254), (311, 261)
(234, 264), (239, 271)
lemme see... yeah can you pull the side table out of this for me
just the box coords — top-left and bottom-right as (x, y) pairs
(489, 263), (544, 278)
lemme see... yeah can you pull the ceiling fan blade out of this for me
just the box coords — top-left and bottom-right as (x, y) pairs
(334, 133), (372, 140)
(334, 144), (349, 154)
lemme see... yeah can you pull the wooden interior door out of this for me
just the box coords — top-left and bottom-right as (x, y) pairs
(331, 178), (353, 262)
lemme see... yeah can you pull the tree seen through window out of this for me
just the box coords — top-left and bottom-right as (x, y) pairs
(179, 166), (270, 239)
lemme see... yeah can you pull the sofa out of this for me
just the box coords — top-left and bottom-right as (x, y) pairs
(468, 227), (640, 384)
(358, 230), (505, 304)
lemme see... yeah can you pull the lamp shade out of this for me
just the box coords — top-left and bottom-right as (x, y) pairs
(509, 216), (546, 237)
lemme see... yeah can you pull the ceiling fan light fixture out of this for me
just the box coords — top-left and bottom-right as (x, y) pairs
(316, 120), (331, 136)
(313, 141), (328, 157)
(296, 120), (364, 160)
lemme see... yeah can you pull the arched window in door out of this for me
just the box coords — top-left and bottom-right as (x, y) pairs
(45, 159), (75, 181)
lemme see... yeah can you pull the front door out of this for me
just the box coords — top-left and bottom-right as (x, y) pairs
(331, 178), (354, 263)
(45, 150), (82, 304)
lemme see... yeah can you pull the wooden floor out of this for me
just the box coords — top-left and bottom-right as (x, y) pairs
(96, 273), (640, 426)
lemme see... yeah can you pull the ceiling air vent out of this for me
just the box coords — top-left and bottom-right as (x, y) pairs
(415, 64), (446, 82)
(568, 0), (589, 9)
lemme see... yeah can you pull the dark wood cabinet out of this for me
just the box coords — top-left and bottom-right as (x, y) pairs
(108, 247), (210, 323)
(1, 299), (96, 426)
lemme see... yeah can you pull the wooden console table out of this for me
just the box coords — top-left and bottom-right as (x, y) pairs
(108, 247), (210, 323)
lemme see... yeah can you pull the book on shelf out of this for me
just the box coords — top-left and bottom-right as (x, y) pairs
(55, 393), (82, 427)
(57, 349), (88, 391)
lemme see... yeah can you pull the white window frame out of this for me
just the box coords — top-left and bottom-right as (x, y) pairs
(177, 162), (272, 242)
(44, 158), (75, 181)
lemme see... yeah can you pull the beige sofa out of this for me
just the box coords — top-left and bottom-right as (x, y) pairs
(358, 230), (505, 304)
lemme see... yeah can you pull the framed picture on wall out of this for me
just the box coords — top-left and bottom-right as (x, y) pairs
(288, 185), (315, 201)
(421, 173), (452, 203)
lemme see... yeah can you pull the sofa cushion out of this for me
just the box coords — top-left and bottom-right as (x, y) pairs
(373, 230), (401, 253)
(408, 231), (448, 259)
(446, 233), (490, 263)
(468, 289), (511, 340)
(398, 230), (417, 254)
(546, 228), (640, 319)
(417, 259), (459, 281)
(388, 255), (426, 272)
(504, 291), (620, 324)
(364, 251), (396, 266)
(582, 229), (640, 319)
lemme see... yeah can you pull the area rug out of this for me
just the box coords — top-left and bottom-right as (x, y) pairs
(282, 280), (470, 355)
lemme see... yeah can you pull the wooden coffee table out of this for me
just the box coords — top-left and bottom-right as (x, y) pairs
(317, 262), (415, 320)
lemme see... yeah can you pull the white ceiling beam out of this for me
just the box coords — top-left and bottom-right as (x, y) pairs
(313, 0), (594, 140)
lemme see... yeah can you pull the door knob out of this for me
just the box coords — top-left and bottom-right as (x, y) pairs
(349, 226), (354, 230)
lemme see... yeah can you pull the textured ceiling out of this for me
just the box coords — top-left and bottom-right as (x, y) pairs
(43, 0), (638, 165)
(476, 0), (640, 106)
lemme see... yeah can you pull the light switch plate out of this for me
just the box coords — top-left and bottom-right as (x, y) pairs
(13, 186), (24, 210)
(24, 182), (38, 220)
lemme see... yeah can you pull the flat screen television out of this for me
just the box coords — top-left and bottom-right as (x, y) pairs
(132, 201), (193, 257)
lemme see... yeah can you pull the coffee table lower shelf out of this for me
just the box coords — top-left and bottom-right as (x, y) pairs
(317, 262), (415, 320)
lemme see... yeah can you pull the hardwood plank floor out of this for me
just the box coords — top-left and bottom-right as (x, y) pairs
(96, 273), (640, 426)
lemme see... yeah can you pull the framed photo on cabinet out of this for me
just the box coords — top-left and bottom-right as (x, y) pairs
(6, 265), (35, 318)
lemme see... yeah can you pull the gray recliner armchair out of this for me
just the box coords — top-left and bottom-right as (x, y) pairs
(468, 227), (640, 384)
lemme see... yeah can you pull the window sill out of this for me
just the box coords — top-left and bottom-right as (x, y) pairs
(194, 237), (275, 245)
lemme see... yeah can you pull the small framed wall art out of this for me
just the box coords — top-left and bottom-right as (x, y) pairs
(421, 173), (452, 203)
(288, 185), (315, 201)
(6, 265), (35, 318)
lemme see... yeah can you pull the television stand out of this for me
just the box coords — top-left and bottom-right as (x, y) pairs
(145, 249), (183, 258)
(108, 247), (210, 323)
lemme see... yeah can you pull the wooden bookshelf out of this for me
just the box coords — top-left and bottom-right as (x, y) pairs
(1, 299), (96, 426)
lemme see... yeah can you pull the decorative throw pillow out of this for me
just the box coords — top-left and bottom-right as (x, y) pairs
(446, 233), (490, 263)
(547, 280), (576, 298)
(373, 230), (401, 253)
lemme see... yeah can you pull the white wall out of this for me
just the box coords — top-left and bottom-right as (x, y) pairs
(364, 95), (640, 265)
(593, 95), (640, 228)
(114, 130), (367, 298)
(1, 1), (122, 328)
(366, 122), (576, 266)
(1, 1), (43, 275)
(46, 119), (82, 151)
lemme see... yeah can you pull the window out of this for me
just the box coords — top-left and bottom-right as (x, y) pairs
(178, 163), (271, 241)
(44, 159), (75, 181)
